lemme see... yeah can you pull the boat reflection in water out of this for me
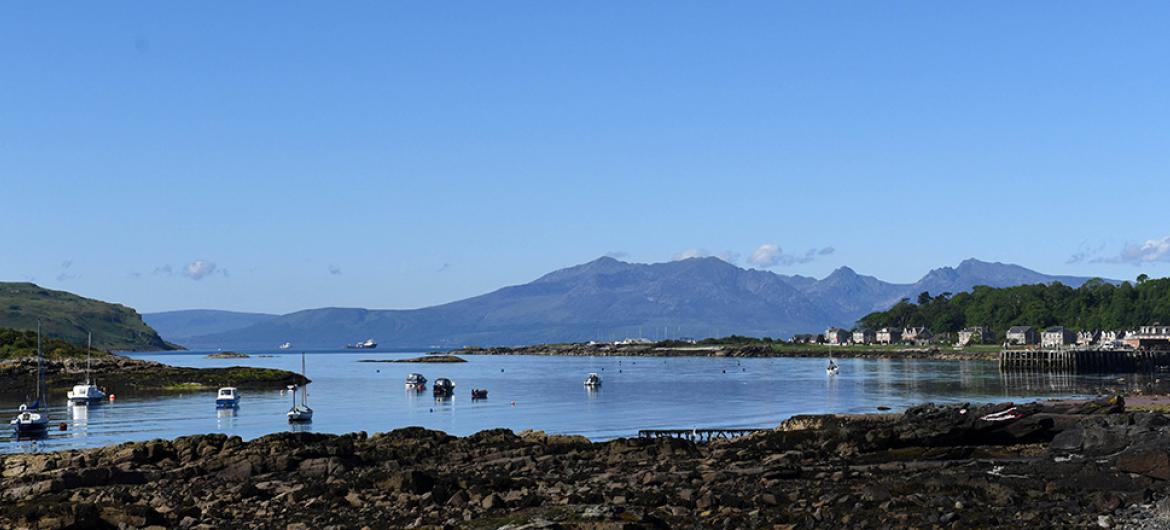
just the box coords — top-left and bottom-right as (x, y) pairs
(289, 422), (313, 433)
(69, 403), (90, 439)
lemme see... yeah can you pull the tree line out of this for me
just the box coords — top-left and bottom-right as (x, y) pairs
(857, 276), (1170, 338)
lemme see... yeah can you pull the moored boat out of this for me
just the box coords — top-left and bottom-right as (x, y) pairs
(433, 378), (455, 397)
(279, 342), (292, 350)
(215, 387), (241, 408)
(406, 373), (427, 390)
(471, 388), (488, 400)
(287, 352), (313, 423)
(11, 322), (50, 437)
(67, 332), (107, 404)
(584, 372), (602, 387)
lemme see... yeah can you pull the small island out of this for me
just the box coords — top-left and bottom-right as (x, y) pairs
(206, 351), (250, 359)
(359, 354), (467, 363)
(0, 328), (306, 393)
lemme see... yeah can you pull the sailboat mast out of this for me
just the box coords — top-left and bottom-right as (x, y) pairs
(86, 331), (92, 385)
(301, 352), (308, 405)
(36, 321), (43, 403)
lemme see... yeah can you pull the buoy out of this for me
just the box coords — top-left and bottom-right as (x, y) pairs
(59, 422), (68, 431)
(108, 394), (116, 402)
(511, 401), (516, 407)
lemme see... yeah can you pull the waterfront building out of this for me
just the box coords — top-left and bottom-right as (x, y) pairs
(1076, 330), (1101, 346)
(903, 327), (932, 344)
(825, 327), (851, 345)
(876, 327), (902, 344)
(852, 330), (875, 344)
(1006, 326), (1039, 346)
(1041, 326), (1076, 348)
(958, 326), (994, 346)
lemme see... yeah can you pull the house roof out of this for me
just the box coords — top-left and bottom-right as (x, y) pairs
(1007, 326), (1032, 333)
(1045, 326), (1068, 333)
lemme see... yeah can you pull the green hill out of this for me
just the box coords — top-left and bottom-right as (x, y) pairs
(0, 282), (174, 351)
(857, 276), (1170, 337)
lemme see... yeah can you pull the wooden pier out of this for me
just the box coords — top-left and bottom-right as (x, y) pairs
(637, 428), (766, 442)
(999, 348), (1170, 373)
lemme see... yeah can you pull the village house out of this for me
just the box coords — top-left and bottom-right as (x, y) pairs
(902, 327), (932, 344)
(1041, 326), (1076, 348)
(825, 327), (851, 345)
(958, 326), (994, 346)
(1006, 326), (1039, 346)
(852, 330), (876, 344)
(1098, 330), (1132, 349)
(876, 327), (903, 344)
(1076, 330), (1101, 346)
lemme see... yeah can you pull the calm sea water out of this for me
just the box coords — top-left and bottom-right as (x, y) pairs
(0, 351), (1150, 454)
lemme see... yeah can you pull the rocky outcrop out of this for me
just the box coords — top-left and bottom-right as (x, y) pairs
(3, 396), (1169, 528)
(0, 354), (306, 394)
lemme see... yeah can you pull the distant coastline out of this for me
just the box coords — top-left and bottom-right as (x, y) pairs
(451, 342), (999, 362)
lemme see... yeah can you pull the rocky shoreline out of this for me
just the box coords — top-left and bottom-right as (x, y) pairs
(6, 396), (1170, 529)
(0, 354), (307, 396)
(453, 343), (997, 362)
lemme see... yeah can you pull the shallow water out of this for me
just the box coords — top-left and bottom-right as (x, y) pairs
(0, 351), (1152, 453)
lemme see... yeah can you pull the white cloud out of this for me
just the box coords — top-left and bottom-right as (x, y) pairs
(1114, 236), (1170, 264)
(672, 249), (708, 261)
(1076, 237), (1170, 265)
(749, 244), (783, 267)
(153, 265), (173, 276)
(748, 243), (835, 268)
(184, 259), (219, 280)
(328, 264), (342, 275)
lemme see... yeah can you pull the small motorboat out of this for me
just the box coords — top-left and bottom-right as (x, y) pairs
(827, 360), (839, 376)
(279, 342), (292, 350)
(287, 352), (313, 423)
(216, 387), (241, 408)
(406, 373), (427, 390)
(68, 333), (107, 404)
(433, 378), (455, 397)
(471, 388), (488, 400)
(584, 373), (602, 387)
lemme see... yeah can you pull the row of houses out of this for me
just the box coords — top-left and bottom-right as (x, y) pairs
(983, 324), (1170, 349)
(827, 324), (1170, 349)
(824, 327), (932, 345)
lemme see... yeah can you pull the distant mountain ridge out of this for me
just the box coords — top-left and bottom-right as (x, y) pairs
(143, 310), (279, 345)
(167, 257), (1117, 349)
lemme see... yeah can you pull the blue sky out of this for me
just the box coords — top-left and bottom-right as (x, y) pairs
(2, 2), (1168, 314)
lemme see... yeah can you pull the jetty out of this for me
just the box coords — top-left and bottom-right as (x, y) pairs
(999, 348), (1170, 372)
(637, 428), (766, 442)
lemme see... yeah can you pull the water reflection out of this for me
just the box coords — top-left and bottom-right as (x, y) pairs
(10, 352), (1170, 454)
(289, 422), (313, 433)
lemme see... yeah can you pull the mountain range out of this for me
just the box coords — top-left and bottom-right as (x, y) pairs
(145, 257), (1116, 350)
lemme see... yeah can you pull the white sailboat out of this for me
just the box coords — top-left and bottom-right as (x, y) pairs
(11, 322), (50, 437)
(67, 332), (106, 404)
(287, 352), (313, 422)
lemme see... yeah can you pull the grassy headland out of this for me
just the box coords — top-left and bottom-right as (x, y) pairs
(0, 282), (177, 351)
